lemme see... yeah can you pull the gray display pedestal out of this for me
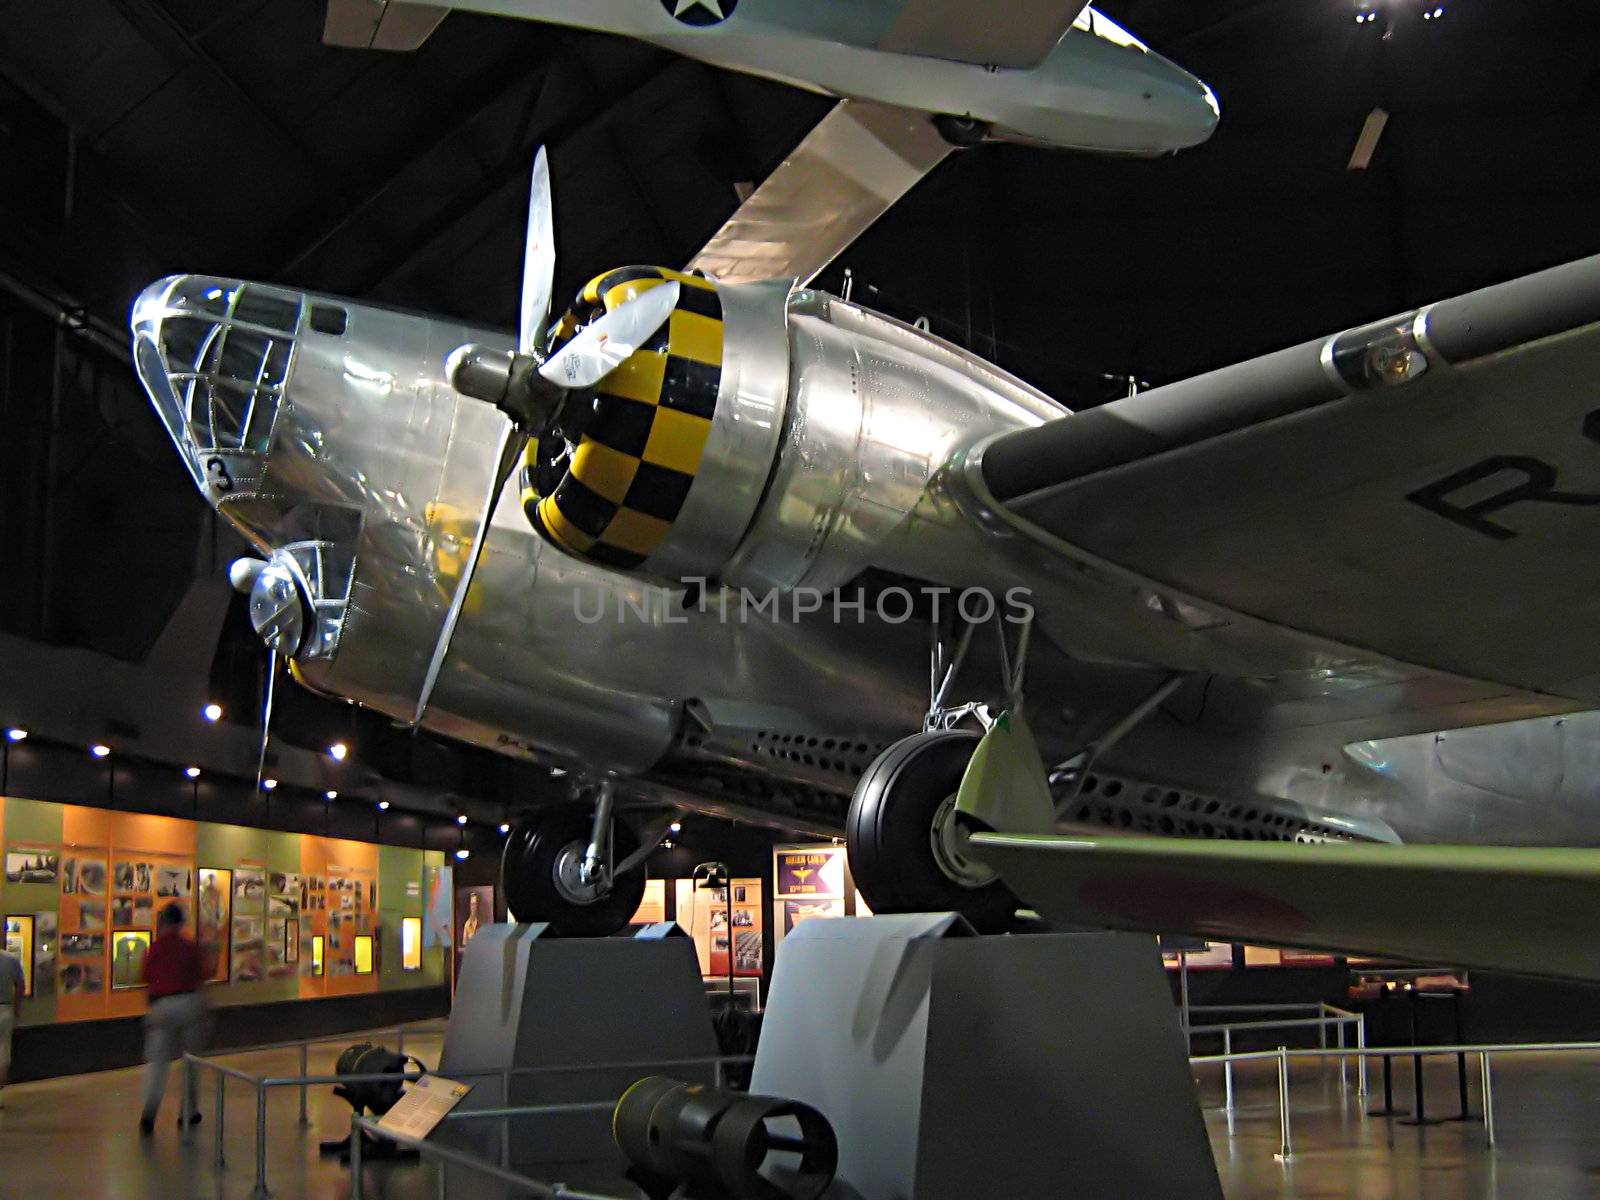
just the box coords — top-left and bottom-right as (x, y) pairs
(434, 922), (719, 1198)
(751, 914), (1223, 1200)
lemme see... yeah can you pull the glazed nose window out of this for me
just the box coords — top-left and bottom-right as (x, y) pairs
(132, 275), (304, 502)
(157, 280), (300, 454)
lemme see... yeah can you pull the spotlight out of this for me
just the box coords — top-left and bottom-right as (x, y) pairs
(185, 766), (201, 779)
(262, 778), (278, 791)
(456, 814), (468, 826)
(454, 848), (470, 860)
(325, 789), (338, 801)
(499, 823), (511, 834)
(202, 703), (223, 722)
(328, 742), (348, 762)
(377, 800), (390, 811)
(550, 766), (567, 776)
(669, 821), (682, 834)
(90, 743), (110, 758)
(5, 728), (26, 742)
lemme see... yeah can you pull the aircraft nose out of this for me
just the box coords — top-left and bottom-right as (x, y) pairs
(130, 274), (303, 501)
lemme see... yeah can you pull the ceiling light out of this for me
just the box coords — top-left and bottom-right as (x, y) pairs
(377, 800), (390, 811)
(328, 742), (348, 761)
(185, 766), (201, 779)
(550, 766), (567, 776)
(90, 743), (110, 758)
(456, 814), (468, 826)
(262, 778), (278, 791)
(454, 848), (470, 860)
(670, 821), (682, 834)
(325, 789), (338, 801)
(498, 823), (511, 834)
(5, 728), (26, 742)
(202, 703), (223, 722)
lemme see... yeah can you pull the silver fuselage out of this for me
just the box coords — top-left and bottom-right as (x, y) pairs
(130, 274), (1600, 848)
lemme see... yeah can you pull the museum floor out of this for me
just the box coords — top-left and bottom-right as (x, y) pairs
(2, 1028), (1600, 1198)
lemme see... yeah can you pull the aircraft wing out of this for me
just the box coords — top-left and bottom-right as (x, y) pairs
(974, 253), (1600, 709)
(686, 99), (951, 286)
(323, 0), (447, 50)
(970, 832), (1600, 982)
(880, 0), (1088, 70)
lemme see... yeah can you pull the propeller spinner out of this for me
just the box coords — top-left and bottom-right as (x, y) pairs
(447, 145), (681, 437)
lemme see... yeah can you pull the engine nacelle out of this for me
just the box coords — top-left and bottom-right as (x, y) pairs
(522, 267), (1061, 594)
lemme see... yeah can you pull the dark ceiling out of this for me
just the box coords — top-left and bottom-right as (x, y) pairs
(1, 0), (1598, 809)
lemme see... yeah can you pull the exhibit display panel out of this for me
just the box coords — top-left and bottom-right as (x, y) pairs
(0, 794), (447, 1026)
(674, 876), (764, 979)
(773, 843), (867, 944)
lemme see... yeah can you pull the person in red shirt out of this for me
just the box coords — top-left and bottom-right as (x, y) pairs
(139, 901), (209, 1135)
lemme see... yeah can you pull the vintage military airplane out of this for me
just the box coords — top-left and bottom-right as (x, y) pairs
(322, 0), (1219, 284)
(130, 126), (1600, 978)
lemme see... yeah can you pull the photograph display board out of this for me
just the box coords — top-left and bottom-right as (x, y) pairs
(674, 877), (764, 978)
(0, 795), (443, 1024)
(197, 868), (231, 983)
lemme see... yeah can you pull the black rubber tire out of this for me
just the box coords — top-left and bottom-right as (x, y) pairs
(846, 730), (1018, 933)
(501, 804), (647, 937)
(933, 113), (991, 147)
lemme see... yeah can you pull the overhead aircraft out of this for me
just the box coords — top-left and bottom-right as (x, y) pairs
(321, 0), (1220, 284)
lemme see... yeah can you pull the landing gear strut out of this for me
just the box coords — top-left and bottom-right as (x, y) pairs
(502, 791), (647, 937)
(844, 608), (1032, 933)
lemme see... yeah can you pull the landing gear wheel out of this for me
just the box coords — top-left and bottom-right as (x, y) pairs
(501, 804), (647, 937)
(933, 114), (991, 147)
(846, 729), (1018, 933)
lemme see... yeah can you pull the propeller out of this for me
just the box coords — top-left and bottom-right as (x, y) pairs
(519, 146), (555, 357)
(229, 555), (295, 791)
(446, 147), (680, 437)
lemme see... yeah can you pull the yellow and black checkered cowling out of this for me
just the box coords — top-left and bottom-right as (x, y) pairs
(518, 266), (723, 572)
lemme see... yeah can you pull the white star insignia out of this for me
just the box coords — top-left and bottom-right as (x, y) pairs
(674, 0), (726, 19)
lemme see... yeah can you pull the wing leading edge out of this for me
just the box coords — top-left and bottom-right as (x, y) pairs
(976, 253), (1600, 705)
(971, 832), (1600, 982)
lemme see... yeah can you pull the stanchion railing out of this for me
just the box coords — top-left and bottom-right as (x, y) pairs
(1189, 1040), (1600, 1163)
(183, 1047), (752, 1199)
(1185, 1003), (1367, 1114)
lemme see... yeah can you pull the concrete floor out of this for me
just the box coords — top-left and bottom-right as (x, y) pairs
(3, 1029), (1600, 1198)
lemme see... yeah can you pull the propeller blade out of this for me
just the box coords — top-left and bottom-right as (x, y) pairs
(255, 648), (277, 791)
(538, 281), (680, 391)
(519, 147), (556, 355)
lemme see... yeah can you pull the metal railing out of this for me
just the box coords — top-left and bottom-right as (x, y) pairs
(183, 1043), (752, 1199)
(1189, 1040), (1600, 1162)
(1184, 1002), (1369, 1113)
(350, 1104), (627, 1199)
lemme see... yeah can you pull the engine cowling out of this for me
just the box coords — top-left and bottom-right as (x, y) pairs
(518, 265), (1064, 594)
(518, 264), (791, 584)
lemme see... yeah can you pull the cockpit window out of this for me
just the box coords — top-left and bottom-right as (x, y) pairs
(233, 287), (301, 334)
(309, 305), (347, 336)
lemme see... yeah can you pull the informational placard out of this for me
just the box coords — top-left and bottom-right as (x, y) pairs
(376, 1075), (473, 1140)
